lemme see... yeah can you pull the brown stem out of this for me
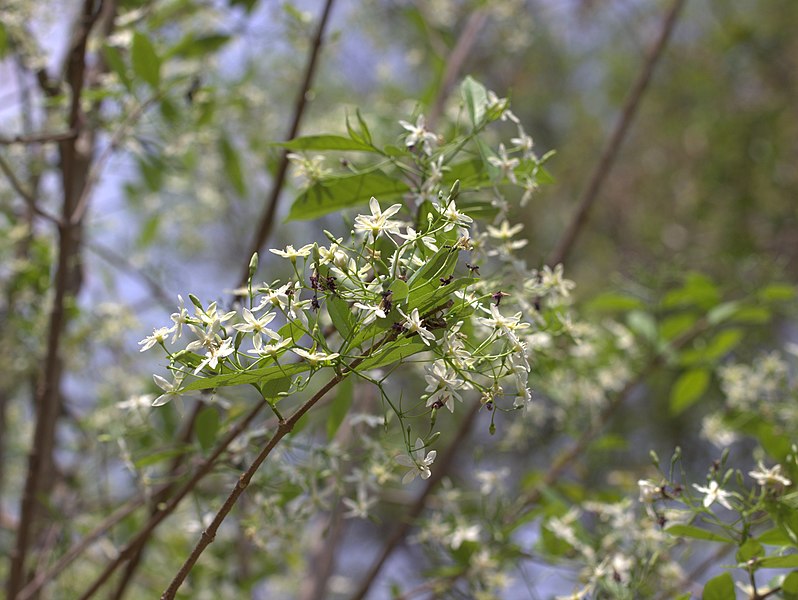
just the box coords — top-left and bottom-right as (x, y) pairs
(160, 331), (398, 599)
(6, 1), (102, 596)
(350, 401), (481, 600)
(546, 0), (687, 267)
(0, 130), (78, 145)
(427, 9), (490, 130)
(236, 0), (337, 293)
(508, 318), (707, 522)
(74, 399), (267, 600)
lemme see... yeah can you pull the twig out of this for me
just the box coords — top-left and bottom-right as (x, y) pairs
(0, 130), (78, 145)
(6, 1), (103, 595)
(236, 0), (337, 293)
(508, 318), (707, 522)
(546, 0), (687, 267)
(0, 152), (61, 225)
(350, 401), (481, 600)
(160, 331), (398, 599)
(427, 9), (490, 130)
(74, 399), (267, 600)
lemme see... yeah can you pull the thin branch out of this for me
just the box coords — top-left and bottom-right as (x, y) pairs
(508, 318), (708, 522)
(0, 152), (61, 225)
(546, 0), (687, 267)
(0, 130), (78, 145)
(427, 9), (490, 130)
(74, 399), (267, 600)
(350, 401), (481, 600)
(6, 0), (103, 595)
(236, 0), (337, 293)
(160, 330), (398, 599)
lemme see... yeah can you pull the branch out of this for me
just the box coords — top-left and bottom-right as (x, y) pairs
(427, 9), (490, 130)
(236, 0), (337, 292)
(0, 130), (78, 145)
(74, 399), (267, 600)
(508, 318), (708, 522)
(350, 401), (481, 600)
(160, 332), (397, 599)
(6, 0), (103, 595)
(0, 152), (61, 225)
(546, 0), (687, 267)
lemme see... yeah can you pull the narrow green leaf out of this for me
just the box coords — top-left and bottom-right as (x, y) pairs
(358, 339), (429, 372)
(326, 375), (353, 440)
(707, 301), (740, 325)
(758, 554), (798, 569)
(702, 573), (734, 600)
(167, 33), (231, 59)
(669, 368), (710, 415)
(131, 32), (161, 89)
(666, 524), (733, 543)
(219, 136), (246, 196)
(355, 109), (373, 145)
(758, 283), (796, 302)
(101, 44), (132, 91)
(461, 76), (488, 127)
(328, 295), (355, 339)
(196, 406), (220, 451)
(277, 135), (375, 152)
(181, 362), (309, 392)
(287, 171), (409, 222)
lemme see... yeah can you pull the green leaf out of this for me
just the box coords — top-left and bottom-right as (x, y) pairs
(670, 368), (710, 415)
(736, 539), (764, 563)
(758, 554), (798, 568)
(666, 524), (733, 543)
(287, 171), (409, 221)
(390, 280), (409, 302)
(167, 33), (231, 59)
(131, 32), (162, 89)
(0, 23), (8, 59)
(702, 573), (735, 600)
(730, 305), (771, 324)
(196, 406), (220, 451)
(181, 362), (309, 392)
(357, 339), (429, 372)
(758, 283), (796, 302)
(782, 571), (798, 595)
(461, 76), (488, 127)
(102, 44), (132, 91)
(219, 135), (246, 196)
(757, 527), (792, 546)
(326, 375), (353, 440)
(707, 301), (740, 325)
(587, 292), (645, 313)
(328, 295), (355, 339)
(277, 135), (375, 152)
(626, 310), (658, 344)
(660, 313), (699, 341)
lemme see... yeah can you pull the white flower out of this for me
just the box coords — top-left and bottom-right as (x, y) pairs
(748, 462), (792, 488)
(475, 468), (510, 495)
(486, 220), (524, 241)
(342, 484), (377, 520)
(449, 522), (480, 549)
(397, 307), (436, 346)
(353, 196), (403, 240)
(519, 176), (539, 207)
(487, 143), (519, 183)
(291, 347), (340, 367)
(424, 359), (464, 413)
(152, 372), (185, 407)
(170, 295), (189, 342)
(638, 479), (660, 504)
(269, 243), (314, 261)
(398, 114), (439, 155)
(693, 480), (733, 510)
(194, 338), (235, 374)
(248, 336), (291, 358)
(353, 302), (386, 325)
(433, 197), (473, 232)
(396, 438), (436, 484)
(287, 152), (330, 187)
(138, 326), (175, 352)
(233, 308), (281, 341)
(510, 128), (535, 158)
(540, 264), (575, 298)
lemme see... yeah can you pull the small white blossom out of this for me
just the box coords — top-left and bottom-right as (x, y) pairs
(291, 347), (340, 367)
(194, 338), (235, 374)
(138, 326), (175, 352)
(353, 302), (386, 325)
(397, 307), (436, 346)
(152, 372), (185, 407)
(424, 359), (464, 413)
(342, 484), (377, 520)
(487, 143), (520, 183)
(449, 522), (480, 549)
(748, 462), (792, 488)
(396, 438), (436, 484)
(398, 114), (439, 154)
(353, 196), (403, 240)
(269, 243), (314, 261)
(693, 480), (733, 510)
(234, 308), (281, 341)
